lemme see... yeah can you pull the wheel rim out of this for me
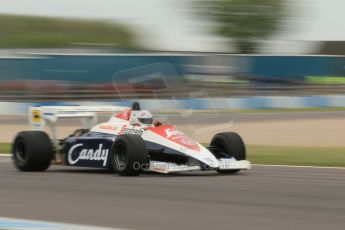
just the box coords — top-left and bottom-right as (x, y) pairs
(114, 142), (128, 170)
(15, 140), (26, 162)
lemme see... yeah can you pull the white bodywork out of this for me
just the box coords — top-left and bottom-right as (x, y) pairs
(29, 106), (126, 143)
(29, 106), (251, 173)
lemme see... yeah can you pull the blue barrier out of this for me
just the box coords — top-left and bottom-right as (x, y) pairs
(0, 55), (185, 82)
(0, 54), (344, 82)
(247, 56), (345, 80)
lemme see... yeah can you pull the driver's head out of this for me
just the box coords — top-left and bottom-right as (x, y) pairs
(130, 110), (153, 126)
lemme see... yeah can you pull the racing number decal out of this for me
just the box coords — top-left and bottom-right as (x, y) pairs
(32, 110), (42, 123)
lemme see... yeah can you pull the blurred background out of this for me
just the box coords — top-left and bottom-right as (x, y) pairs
(0, 1), (345, 230)
(0, 0), (344, 101)
(0, 0), (344, 155)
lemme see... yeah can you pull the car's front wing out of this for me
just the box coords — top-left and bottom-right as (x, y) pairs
(147, 158), (251, 174)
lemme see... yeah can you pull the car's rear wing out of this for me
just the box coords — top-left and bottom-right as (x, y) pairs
(29, 105), (128, 143)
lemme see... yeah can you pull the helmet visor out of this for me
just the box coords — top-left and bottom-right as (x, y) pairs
(138, 118), (153, 125)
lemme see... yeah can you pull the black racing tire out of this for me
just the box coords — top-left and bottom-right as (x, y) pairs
(12, 131), (54, 172)
(210, 132), (246, 174)
(110, 134), (148, 176)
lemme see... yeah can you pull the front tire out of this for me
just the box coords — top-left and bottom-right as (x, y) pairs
(210, 132), (246, 174)
(110, 134), (148, 176)
(12, 131), (54, 171)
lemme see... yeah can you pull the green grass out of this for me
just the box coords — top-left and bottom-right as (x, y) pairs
(0, 14), (136, 48)
(1, 143), (345, 167)
(306, 76), (345, 84)
(0, 143), (11, 154)
(247, 145), (345, 167)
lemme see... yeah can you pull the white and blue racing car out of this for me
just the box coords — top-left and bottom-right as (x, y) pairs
(12, 102), (251, 176)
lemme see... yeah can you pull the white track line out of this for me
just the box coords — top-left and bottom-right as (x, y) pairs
(253, 164), (345, 170)
(0, 217), (128, 230)
(0, 154), (11, 157)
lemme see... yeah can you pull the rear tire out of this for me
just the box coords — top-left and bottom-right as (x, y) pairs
(210, 132), (246, 174)
(110, 134), (148, 176)
(12, 131), (54, 171)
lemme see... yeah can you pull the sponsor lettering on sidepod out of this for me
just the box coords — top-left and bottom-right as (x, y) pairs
(68, 144), (109, 166)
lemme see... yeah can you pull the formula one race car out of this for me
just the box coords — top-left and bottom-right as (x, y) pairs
(12, 102), (250, 176)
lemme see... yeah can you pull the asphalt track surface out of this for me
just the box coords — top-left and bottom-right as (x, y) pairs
(0, 157), (344, 230)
